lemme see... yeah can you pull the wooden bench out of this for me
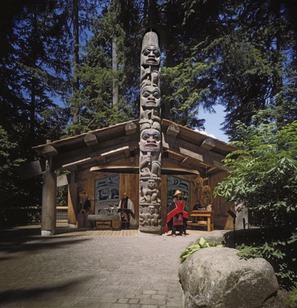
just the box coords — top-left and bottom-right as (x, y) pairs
(188, 210), (214, 232)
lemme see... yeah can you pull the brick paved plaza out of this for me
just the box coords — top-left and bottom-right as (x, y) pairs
(0, 226), (209, 308)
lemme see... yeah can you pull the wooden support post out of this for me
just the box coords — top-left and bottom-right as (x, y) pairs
(68, 173), (78, 228)
(41, 156), (56, 236)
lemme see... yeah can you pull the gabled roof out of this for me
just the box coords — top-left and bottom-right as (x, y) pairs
(33, 119), (236, 176)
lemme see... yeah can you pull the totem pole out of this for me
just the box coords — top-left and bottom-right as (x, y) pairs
(139, 31), (162, 233)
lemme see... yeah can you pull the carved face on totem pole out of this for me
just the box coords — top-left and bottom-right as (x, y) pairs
(141, 83), (161, 108)
(148, 205), (155, 214)
(141, 45), (160, 65)
(141, 31), (160, 67)
(148, 178), (155, 189)
(139, 128), (161, 153)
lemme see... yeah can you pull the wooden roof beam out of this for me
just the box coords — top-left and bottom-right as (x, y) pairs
(162, 133), (169, 150)
(166, 148), (229, 173)
(207, 167), (217, 174)
(166, 123), (180, 137)
(62, 157), (91, 169)
(101, 146), (130, 157)
(181, 157), (191, 167)
(165, 136), (227, 167)
(165, 149), (186, 161)
(39, 145), (58, 157)
(125, 122), (137, 135)
(179, 147), (203, 162)
(124, 148), (131, 158)
(51, 137), (138, 170)
(212, 160), (230, 172)
(201, 138), (216, 150)
(84, 133), (98, 146)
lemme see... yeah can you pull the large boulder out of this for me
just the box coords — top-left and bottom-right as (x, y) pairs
(179, 247), (278, 308)
(197, 230), (229, 244)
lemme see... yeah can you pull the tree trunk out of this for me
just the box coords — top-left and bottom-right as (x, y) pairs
(112, 34), (118, 106)
(72, 0), (80, 124)
(272, 1), (284, 127)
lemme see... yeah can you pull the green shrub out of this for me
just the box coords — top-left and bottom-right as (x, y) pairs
(214, 121), (297, 287)
(237, 234), (297, 288)
(285, 286), (297, 308)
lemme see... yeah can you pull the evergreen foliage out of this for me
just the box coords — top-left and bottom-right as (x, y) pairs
(0, 0), (73, 225)
(0, 126), (38, 228)
(67, 0), (140, 134)
(214, 119), (297, 286)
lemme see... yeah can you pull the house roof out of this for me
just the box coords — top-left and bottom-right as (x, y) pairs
(33, 119), (236, 176)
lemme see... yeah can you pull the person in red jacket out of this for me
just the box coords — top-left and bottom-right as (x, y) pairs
(166, 190), (188, 237)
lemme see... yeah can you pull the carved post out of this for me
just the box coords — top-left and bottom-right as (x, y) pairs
(139, 31), (162, 233)
(41, 142), (57, 236)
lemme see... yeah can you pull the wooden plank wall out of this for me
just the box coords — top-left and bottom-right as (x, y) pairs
(209, 171), (233, 230)
(119, 173), (139, 218)
(76, 170), (139, 218)
(74, 168), (233, 231)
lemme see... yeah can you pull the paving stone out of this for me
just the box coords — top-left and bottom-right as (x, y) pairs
(117, 298), (129, 304)
(128, 298), (140, 304)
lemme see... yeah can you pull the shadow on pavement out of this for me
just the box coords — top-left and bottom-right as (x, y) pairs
(0, 275), (94, 305)
(0, 225), (91, 254)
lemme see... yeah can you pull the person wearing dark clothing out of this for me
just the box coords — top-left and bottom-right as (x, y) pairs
(79, 191), (92, 213)
(117, 192), (136, 229)
(83, 199), (91, 212)
(166, 190), (188, 236)
(78, 191), (94, 228)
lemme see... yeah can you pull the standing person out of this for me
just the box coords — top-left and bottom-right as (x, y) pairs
(80, 191), (91, 213)
(117, 192), (136, 229)
(166, 190), (188, 237)
(78, 191), (93, 228)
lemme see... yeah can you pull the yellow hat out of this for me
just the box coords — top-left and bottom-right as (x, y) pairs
(173, 190), (183, 197)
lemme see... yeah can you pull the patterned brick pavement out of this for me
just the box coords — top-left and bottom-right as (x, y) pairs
(0, 226), (210, 308)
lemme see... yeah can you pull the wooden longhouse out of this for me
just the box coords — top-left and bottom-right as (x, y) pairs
(33, 118), (236, 235)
